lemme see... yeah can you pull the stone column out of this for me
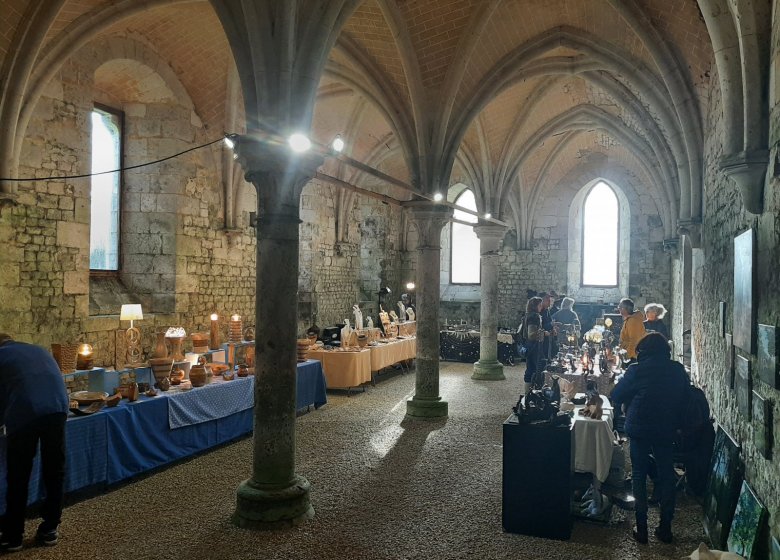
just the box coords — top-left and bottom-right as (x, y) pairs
(406, 202), (452, 418)
(472, 224), (508, 380)
(232, 136), (322, 529)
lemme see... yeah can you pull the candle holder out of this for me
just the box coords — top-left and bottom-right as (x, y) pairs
(210, 313), (221, 350)
(229, 314), (243, 343)
(76, 343), (94, 370)
(120, 304), (144, 367)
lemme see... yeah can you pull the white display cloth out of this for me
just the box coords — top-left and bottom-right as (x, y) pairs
(571, 394), (615, 483)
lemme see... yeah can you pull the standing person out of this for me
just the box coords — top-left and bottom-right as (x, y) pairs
(552, 297), (581, 331)
(517, 297), (546, 394)
(610, 333), (689, 544)
(618, 298), (646, 362)
(539, 292), (558, 363)
(643, 303), (669, 339)
(0, 334), (69, 551)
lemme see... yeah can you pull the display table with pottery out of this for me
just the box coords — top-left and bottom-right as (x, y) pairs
(0, 360), (327, 515)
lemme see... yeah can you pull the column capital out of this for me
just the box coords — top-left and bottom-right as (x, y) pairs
(235, 132), (323, 219)
(473, 224), (508, 254)
(720, 149), (768, 214)
(405, 201), (453, 248)
(676, 219), (701, 249)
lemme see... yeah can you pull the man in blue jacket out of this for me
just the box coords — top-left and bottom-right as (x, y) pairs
(610, 332), (688, 545)
(0, 334), (69, 551)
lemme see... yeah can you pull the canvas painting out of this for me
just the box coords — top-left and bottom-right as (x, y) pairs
(735, 355), (752, 420)
(726, 333), (735, 389)
(703, 426), (744, 550)
(752, 391), (772, 460)
(757, 324), (779, 389)
(727, 481), (767, 560)
(733, 229), (755, 353)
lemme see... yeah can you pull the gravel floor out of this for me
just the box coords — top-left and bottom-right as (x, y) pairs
(10, 362), (707, 559)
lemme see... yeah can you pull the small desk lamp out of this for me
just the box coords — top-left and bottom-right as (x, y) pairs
(120, 304), (143, 366)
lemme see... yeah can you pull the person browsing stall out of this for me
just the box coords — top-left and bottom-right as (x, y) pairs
(610, 333), (689, 545)
(643, 303), (669, 339)
(0, 333), (69, 551)
(518, 297), (547, 394)
(618, 298), (646, 362)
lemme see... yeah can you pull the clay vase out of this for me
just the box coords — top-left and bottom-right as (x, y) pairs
(157, 377), (171, 392)
(166, 336), (185, 362)
(149, 358), (174, 387)
(357, 333), (368, 348)
(152, 332), (168, 359)
(237, 364), (249, 378)
(189, 364), (207, 387)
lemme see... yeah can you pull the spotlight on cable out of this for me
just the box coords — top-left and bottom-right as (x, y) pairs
(223, 133), (238, 150)
(331, 135), (345, 152)
(484, 212), (492, 219)
(288, 133), (311, 153)
(433, 192), (444, 202)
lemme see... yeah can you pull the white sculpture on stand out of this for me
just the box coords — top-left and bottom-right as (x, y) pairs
(397, 301), (406, 322)
(406, 308), (415, 321)
(352, 304), (363, 330)
(366, 316), (374, 329)
(341, 319), (352, 344)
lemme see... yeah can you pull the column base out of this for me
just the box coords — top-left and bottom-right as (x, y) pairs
(471, 360), (505, 380)
(232, 475), (314, 530)
(406, 396), (448, 418)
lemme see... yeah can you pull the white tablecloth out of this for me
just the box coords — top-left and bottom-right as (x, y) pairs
(571, 394), (615, 482)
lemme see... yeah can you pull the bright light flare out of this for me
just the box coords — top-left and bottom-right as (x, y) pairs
(288, 133), (312, 153)
(332, 135), (345, 152)
(433, 192), (444, 202)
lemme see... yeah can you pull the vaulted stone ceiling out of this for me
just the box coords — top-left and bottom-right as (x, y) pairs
(2, 0), (720, 235)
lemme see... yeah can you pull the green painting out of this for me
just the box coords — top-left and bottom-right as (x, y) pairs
(703, 426), (743, 549)
(727, 481), (767, 559)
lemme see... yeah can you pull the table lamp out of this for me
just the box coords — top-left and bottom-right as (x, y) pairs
(120, 304), (143, 366)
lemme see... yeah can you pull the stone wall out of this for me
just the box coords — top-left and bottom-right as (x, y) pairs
(0, 37), (257, 368)
(689, 58), (780, 544)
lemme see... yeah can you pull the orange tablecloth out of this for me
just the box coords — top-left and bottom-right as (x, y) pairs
(398, 322), (416, 337)
(305, 348), (372, 389)
(369, 338), (416, 372)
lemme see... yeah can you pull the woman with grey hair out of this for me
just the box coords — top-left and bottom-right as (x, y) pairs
(552, 297), (581, 331)
(643, 303), (669, 339)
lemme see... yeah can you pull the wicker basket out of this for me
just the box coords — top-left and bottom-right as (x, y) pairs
(52, 343), (79, 374)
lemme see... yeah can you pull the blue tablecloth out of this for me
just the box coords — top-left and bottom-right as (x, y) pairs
(0, 360), (327, 513)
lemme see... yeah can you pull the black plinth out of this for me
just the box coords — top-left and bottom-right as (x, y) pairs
(502, 415), (572, 540)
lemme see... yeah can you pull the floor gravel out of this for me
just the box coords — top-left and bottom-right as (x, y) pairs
(11, 362), (708, 559)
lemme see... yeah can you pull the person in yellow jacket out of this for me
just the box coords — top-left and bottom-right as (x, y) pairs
(618, 298), (646, 360)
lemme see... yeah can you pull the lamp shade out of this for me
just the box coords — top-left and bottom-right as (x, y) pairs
(120, 304), (143, 322)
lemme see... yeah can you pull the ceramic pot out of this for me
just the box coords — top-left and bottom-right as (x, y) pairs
(189, 364), (207, 387)
(157, 377), (170, 392)
(149, 358), (173, 385)
(166, 336), (185, 362)
(170, 367), (185, 385)
(357, 333), (368, 348)
(237, 364), (249, 377)
(153, 332), (168, 359)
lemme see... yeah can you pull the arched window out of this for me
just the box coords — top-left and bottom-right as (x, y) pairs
(451, 189), (480, 284)
(582, 182), (618, 286)
(90, 106), (123, 271)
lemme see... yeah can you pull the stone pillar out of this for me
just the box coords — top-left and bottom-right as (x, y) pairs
(472, 224), (508, 380)
(232, 136), (322, 529)
(406, 202), (452, 418)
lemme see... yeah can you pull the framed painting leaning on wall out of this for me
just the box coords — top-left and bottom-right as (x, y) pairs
(733, 229), (755, 354)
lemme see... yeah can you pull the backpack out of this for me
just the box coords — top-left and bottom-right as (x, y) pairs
(680, 384), (711, 436)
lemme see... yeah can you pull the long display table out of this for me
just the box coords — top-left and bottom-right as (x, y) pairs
(0, 360), (326, 514)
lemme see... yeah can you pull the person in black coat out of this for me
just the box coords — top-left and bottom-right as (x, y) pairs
(610, 332), (689, 545)
(0, 334), (69, 551)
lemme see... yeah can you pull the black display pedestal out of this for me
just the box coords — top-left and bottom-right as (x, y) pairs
(502, 415), (572, 540)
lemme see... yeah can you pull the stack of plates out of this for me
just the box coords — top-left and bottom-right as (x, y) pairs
(297, 339), (311, 362)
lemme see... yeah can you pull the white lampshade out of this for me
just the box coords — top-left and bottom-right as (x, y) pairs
(120, 304), (143, 322)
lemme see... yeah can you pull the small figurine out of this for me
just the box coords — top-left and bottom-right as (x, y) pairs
(341, 319), (352, 344)
(352, 304), (364, 330)
(579, 393), (603, 419)
(397, 301), (406, 323)
(366, 316), (374, 329)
